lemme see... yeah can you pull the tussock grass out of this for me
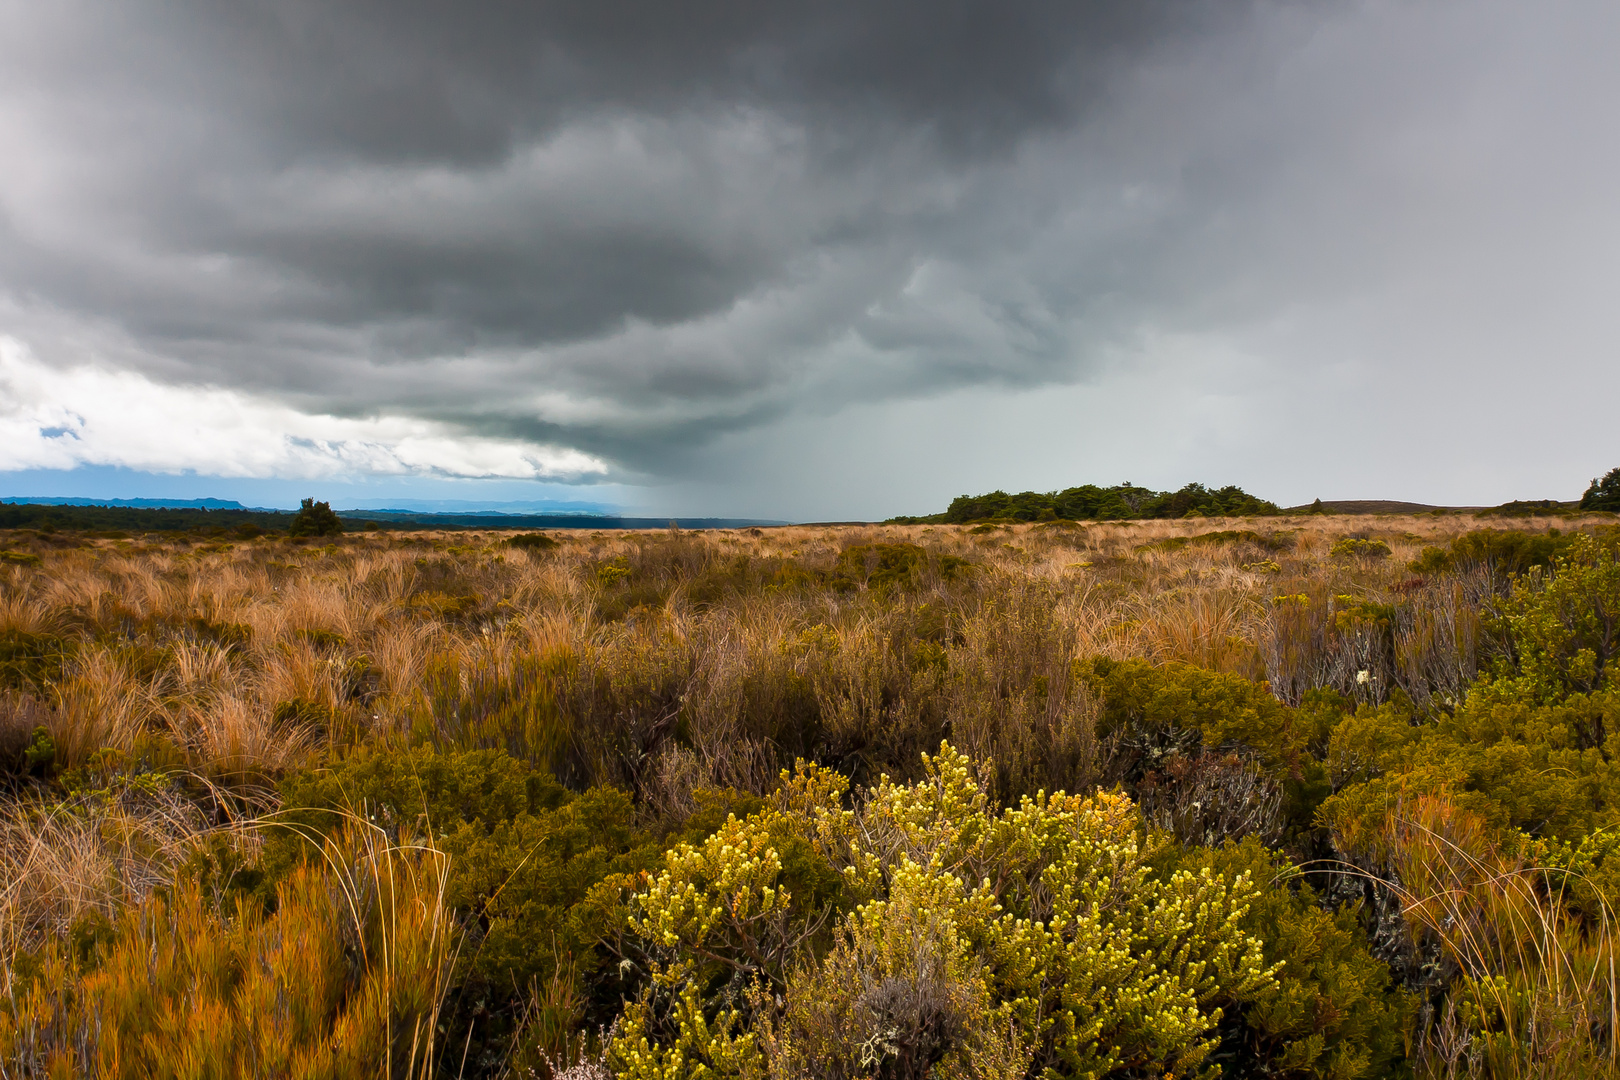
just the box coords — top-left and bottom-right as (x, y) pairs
(0, 511), (1611, 1076)
(1332, 791), (1620, 1079)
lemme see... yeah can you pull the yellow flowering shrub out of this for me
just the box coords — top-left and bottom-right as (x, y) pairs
(611, 742), (1277, 1079)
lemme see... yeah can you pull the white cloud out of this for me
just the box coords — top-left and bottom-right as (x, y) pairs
(0, 336), (607, 480)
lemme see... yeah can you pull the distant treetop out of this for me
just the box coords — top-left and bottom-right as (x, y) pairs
(1581, 468), (1620, 512)
(288, 497), (344, 537)
(889, 482), (1281, 524)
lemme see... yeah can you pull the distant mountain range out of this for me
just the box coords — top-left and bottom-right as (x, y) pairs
(338, 498), (620, 515)
(0, 496), (786, 531)
(3, 496), (259, 510)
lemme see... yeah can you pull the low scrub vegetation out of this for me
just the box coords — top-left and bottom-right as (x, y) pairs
(2, 507), (1619, 1077)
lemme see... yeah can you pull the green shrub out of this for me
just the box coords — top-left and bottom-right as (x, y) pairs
(0, 631), (72, 693)
(830, 543), (967, 593)
(1323, 689), (1620, 844)
(1144, 529), (1295, 554)
(287, 497), (343, 538)
(1314, 536), (1620, 844)
(1408, 546), (1452, 575)
(1410, 528), (1574, 576)
(612, 744), (1278, 1079)
(1492, 531), (1620, 700)
(1160, 840), (1410, 1080)
(1081, 657), (1306, 771)
(508, 532), (559, 551)
(1329, 538), (1392, 560)
(1080, 657), (1329, 839)
(931, 482), (1279, 524)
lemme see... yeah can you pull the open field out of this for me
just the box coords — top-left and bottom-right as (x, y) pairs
(3, 511), (1618, 1078)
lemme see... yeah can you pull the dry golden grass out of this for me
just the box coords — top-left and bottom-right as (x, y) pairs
(0, 511), (1597, 785)
(0, 508), (1608, 1075)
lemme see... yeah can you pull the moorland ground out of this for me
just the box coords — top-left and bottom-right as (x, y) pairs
(2, 511), (1618, 1078)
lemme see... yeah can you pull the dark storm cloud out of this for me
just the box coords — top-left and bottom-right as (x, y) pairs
(189, 1), (1194, 162)
(1, 0), (1236, 476)
(3, 0), (1619, 497)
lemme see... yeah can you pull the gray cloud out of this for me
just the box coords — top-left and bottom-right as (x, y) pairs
(2, 0), (1618, 506)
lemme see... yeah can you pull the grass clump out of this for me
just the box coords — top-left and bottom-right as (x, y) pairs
(2, 824), (457, 1079)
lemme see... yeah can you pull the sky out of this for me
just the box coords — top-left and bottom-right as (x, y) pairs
(1, 0), (1617, 519)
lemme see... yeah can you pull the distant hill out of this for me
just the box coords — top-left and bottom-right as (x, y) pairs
(1283, 500), (1449, 514)
(0, 500), (785, 533)
(1282, 499), (1586, 515)
(1, 496), (254, 510)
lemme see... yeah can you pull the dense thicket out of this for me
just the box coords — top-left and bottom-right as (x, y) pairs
(893, 481), (1281, 524)
(2, 512), (1619, 1078)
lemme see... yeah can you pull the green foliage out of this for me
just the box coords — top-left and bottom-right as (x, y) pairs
(0, 549), (42, 566)
(22, 726), (55, 776)
(1407, 528), (1573, 576)
(613, 744), (1278, 1079)
(263, 742), (759, 1068)
(287, 496), (344, 538)
(1330, 538), (1392, 560)
(913, 481), (1280, 524)
(1581, 467), (1620, 511)
(1162, 840), (1410, 1080)
(1081, 657), (1309, 772)
(1141, 483), (1282, 519)
(268, 742), (569, 865)
(0, 630), (71, 692)
(0, 502), (295, 533)
(1143, 529), (1295, 554)
(830, 543), (969, 593)
(1408, 546), (1452, 576)
(1080, 657), (1330, 837)
(508, 531), (559, 551)
(1323, 534), (1620, 903)
(1492, 532), (1620, 700)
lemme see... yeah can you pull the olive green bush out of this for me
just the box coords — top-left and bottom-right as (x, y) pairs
(1408, 529), (1573, 578)
(1079, 657), (1330, 837)
(1323, 533), (1620, 842)
(1161, 840), (1410, 1080)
